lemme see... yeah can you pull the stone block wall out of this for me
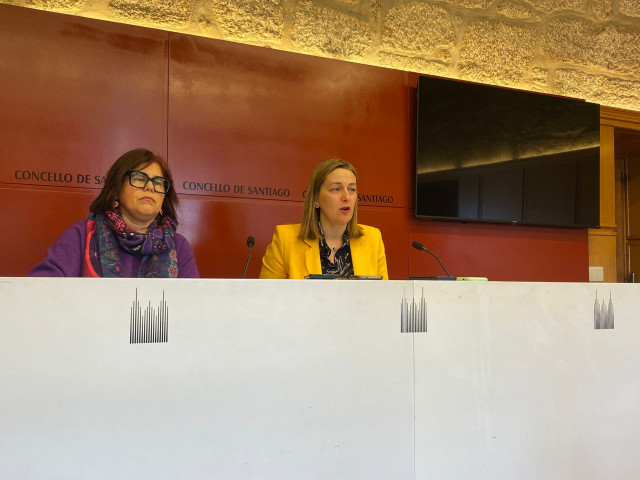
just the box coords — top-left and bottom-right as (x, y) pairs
(3, 0), (640, 111)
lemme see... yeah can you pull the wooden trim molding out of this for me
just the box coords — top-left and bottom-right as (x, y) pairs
(589, 227), (617, 237)
(600, 106), (640, 130)
(594, 107), (640, 282)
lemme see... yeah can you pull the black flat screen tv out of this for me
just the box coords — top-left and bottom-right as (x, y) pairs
(415, 76), (600, 228)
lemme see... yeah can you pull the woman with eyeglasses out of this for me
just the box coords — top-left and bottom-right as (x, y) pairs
(29, 148), (199, 278)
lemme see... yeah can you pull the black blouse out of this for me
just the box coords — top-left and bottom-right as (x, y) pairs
(319, 230), (353, 277)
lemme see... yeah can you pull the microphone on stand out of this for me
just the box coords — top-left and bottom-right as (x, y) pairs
(411, 241), (452, 278)
(242, 236), (255, 279)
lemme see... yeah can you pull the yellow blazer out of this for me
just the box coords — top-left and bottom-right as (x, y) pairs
(260, 223), (389, 279)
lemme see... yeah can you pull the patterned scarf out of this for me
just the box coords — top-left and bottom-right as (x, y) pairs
(83, 211), (178, 278)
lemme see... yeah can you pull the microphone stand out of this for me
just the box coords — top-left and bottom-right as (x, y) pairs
(411, 241), (454, 279)
(242, 236), (254, 279)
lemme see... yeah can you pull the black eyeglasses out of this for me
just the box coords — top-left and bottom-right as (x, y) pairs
(126, 170), (172, 194)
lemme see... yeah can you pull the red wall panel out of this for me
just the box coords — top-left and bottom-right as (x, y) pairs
(408, 219), (589, 281)
(1, 187), (95, 275)
(0, 5), (168, 187)
(0, 5), (593, 282)
(178, 196), (303, 279)
(167, 34), (411, 207)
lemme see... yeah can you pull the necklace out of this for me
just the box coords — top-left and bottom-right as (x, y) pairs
(318, 221), (344, 254)
(329, 240), (343, 253)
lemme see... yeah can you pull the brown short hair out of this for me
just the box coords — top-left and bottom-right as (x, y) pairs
(89, 148), (180, 225)
(298, 158), (362, 240)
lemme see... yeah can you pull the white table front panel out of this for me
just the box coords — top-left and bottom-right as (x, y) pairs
(413, 281), (640, 480)
(0, 278), (415, 480)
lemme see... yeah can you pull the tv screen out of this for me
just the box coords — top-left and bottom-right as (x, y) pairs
(415, 76), (600, 228)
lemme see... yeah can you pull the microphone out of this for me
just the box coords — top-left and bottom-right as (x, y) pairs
(242, 236), (255, 279)
(411, 241), (452, 277)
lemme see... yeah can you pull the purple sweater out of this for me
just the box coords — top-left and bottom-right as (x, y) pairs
(29, 220), (200, 278)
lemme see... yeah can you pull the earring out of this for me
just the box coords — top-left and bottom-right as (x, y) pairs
(113, 200), (119, 209)
(314, 203), (319, 209)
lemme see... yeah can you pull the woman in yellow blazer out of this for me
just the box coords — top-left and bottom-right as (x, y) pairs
(260, 159), (389, 279)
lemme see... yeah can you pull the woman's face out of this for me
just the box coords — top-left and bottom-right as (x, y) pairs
(117, 161), (165, 232)
(316, 168), (357, 229)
